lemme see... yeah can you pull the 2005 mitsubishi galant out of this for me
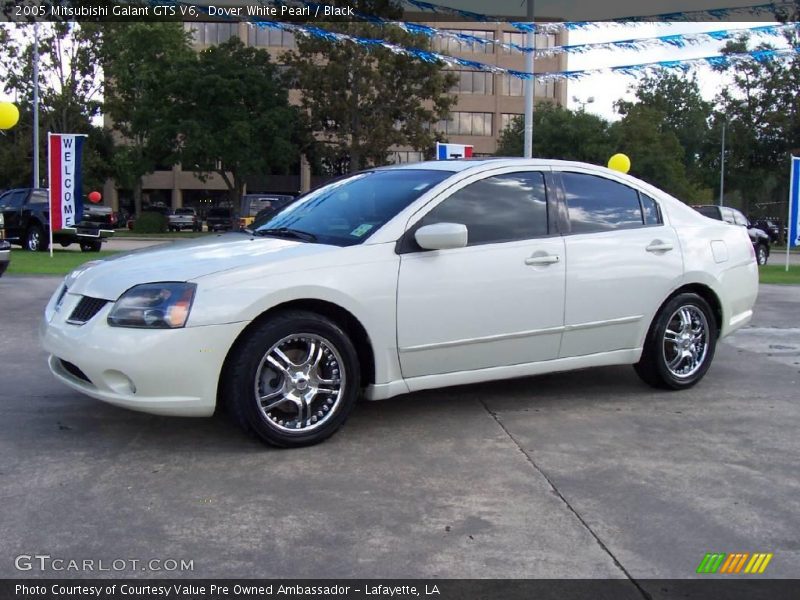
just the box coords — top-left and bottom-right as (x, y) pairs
(41, 159), (758, 447)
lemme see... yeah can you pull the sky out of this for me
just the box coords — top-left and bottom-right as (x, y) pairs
(565, 21), (790, 119)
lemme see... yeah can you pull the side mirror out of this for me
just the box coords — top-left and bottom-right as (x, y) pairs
(415, 223), (468, 250)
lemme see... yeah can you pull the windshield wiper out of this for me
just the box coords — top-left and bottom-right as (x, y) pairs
(255, 227), (317, 242)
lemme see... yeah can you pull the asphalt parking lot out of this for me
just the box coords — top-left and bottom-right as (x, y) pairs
(0, 276), (798, 585)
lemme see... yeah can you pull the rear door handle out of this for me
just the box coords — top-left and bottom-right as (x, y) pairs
(646, 241), (674, 253)
(525, 254), (560, 266)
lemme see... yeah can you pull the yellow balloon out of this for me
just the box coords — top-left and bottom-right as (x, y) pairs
(608, 153), (631, 174)
(0, 102), (20, 130)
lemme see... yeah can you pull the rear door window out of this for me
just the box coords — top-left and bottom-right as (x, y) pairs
(561, 172), (643, 233)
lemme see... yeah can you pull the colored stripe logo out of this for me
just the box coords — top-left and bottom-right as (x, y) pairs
(697, 552), (773, 574)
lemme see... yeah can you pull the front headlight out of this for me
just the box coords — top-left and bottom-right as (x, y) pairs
(107, 282), (196, 329)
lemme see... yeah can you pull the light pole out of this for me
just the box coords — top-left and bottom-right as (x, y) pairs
(719, 120), (726, 206)
(572, 95), (595, 111)
(523, 0), (535, 158)
(32, 22), (41, 189)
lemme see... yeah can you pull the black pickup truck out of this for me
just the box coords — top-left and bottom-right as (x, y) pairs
(0, 188), (115, 252)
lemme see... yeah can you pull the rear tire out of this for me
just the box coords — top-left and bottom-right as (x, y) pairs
(24, 224), (48, 252)
(634, 293), (717, 390)
(80, 240), (102, 252)
(222, 310), (361, 448)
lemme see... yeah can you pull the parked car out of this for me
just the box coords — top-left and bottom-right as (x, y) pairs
(239, 194), (296, 230)
(692, 205), (770, 265)
(168, 207), (201, 232)
(206, 207), (235, 232)
(0, 212), (9, 276)
(243, 197), (301, 234)
(0, 188), (114, 252)
(751, 218), (781, 244)
(42, 159), (758, 448)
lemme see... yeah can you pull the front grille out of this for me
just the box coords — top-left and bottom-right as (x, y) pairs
(60, 359), (92, 384)
(67, 296), (109, 325)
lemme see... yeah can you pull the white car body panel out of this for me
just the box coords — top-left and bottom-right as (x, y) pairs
(40, 159), (759, 417)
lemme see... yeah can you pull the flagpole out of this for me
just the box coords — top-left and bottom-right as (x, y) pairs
(47, 132), (53, 258)
(32, 22), (40, 189)
(787, 156), (796, 273)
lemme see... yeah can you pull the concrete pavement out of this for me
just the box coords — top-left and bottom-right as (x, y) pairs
(0, 278), (797, 585)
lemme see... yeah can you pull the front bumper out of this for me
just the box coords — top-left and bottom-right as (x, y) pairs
(41, 287), (248, 417)
(0, 240), (10, 276)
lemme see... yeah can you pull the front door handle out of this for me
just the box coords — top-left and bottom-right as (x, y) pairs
(646, 241), (674, 253)
(525, 254), (560, 266)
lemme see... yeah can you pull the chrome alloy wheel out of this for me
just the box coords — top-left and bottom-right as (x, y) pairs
(662, 305), (710, 379)
(253, 334), (345, 433)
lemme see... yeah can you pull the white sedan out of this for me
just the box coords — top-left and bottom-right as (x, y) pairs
(41, 159), (758, 447)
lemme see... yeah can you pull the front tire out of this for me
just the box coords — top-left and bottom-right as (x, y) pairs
(24, 224), (48, 252)
(756, 244), (768, 266)
(634, 293), (717, 390)
(222, 310), (361, 448)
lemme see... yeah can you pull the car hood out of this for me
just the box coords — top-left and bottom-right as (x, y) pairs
(66, 233), (337, 300)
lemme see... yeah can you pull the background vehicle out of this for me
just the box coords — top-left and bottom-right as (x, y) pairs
(206, 207), (235, 231)
(751, 218), (781, 244)
(127, 205), (172, 230)
(0, 212), (9, 276)
(168, 207), (201, 232)
(0, 188), (115, 252)
(43, 159), (758, 449)
(693, 205), (770, 265)
(243, 196), (301, 233)
(239, 194), (296, 229)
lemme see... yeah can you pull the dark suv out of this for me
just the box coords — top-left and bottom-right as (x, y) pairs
(693, 205), (770, 265)
(0, 210), (9, 276)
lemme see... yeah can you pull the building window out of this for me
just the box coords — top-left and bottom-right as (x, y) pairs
(500, 75), (556, 98)
(433, 30), (494, 54)
(449, 70), (494, 95)
(500, 113), (522, 132)
(436, 112), (494, 136)
(388, 151), (425, 164)
(184, 22), (238, 46)
(247, 26), (296, 48)
(501, 31), (556, 53)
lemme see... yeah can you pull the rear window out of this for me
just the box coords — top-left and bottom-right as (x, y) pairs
(695, 206), (720, 220)
(175, 208), (194, 215)
(209, 208), (231, 217)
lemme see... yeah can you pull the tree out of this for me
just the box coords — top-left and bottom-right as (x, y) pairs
(102, 23), (193, 215)
(618, 72), (713, 189)
(169, 39), (304, 207)
(709, 33), (800, 216)
(0, 23), (111, 190)
(284, 3), (456, 173)
(609, 104), (697, 200)
(496, 103), (613, 164)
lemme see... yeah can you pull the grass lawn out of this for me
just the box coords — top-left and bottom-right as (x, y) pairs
(114, 230), (210, 239)
(6, 249), (120, 276)
(759, 265), (800, 285)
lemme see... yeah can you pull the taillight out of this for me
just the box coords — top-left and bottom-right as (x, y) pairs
(110, 213), (118, 225)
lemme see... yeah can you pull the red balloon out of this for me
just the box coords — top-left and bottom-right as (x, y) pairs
(88, 191), (102, 204)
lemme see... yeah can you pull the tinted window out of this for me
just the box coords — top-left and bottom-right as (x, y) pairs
(562, 173), (643, 233)
(175, 208), (195, 215)
(209, 208), (231, 217)
(695, 206), (721, 220)
(0, 190), (27, 209)
(255, 169), (452, 247)
(640, 194), (663, 226)
(30, 191), (48, 204)
(419, 171), (548, 246)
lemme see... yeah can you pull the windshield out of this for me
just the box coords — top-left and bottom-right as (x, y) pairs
(253, 169), (452, 247)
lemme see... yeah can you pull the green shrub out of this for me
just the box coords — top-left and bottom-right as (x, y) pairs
(133, 211), (168, 234)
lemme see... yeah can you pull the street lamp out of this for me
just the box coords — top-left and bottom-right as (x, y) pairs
(572, 95), (595, 111)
